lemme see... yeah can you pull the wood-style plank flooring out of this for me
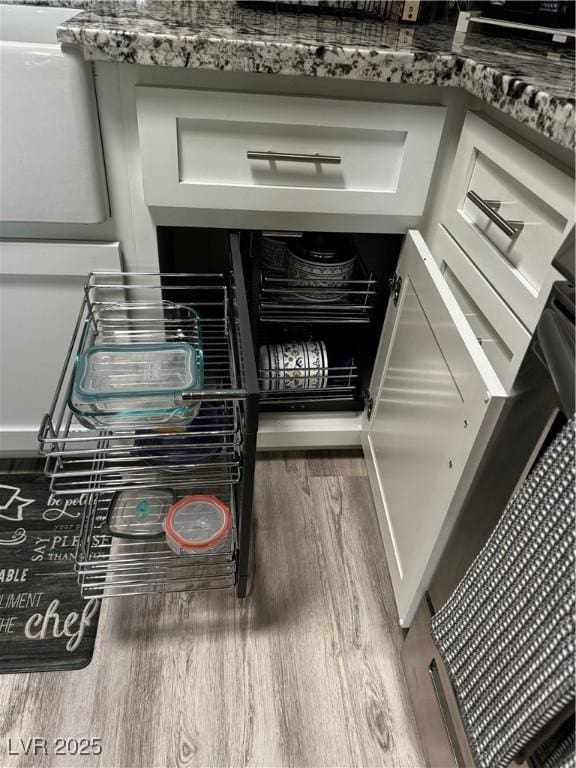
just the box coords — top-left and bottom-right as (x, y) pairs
(0, 452), (425, 768)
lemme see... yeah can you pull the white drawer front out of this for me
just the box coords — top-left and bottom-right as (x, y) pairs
(434, 225), (532, 392)
(136, 87), (446, 217)
(441, 113), (573, 331)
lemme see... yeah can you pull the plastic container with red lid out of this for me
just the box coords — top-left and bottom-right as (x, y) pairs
(163, 495), (231, 556)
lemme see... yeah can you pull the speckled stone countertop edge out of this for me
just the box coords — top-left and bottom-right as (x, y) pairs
(56, 23), (575, 151)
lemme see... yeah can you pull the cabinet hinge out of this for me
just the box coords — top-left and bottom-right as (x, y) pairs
(389, 273), (402, 306)
(365, 394), (374, 419)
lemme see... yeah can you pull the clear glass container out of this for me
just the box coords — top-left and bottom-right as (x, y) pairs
(164, 495), (231, 555)
(105, 488), (175, 538)
(69, 342), (204, 428)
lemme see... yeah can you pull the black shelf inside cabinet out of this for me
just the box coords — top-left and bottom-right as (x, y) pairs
(257, 397), (365, 413)
(158, 227), (402, 417)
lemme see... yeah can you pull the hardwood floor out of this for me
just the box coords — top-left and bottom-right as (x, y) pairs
(0, 452), (425, 768)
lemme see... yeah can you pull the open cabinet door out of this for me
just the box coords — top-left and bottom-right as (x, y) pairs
(362, 231), (507, 627)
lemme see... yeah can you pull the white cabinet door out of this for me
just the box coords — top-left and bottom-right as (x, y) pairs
(0, 5), (109, 223)
(0, 241), (120, 454)
(362, 231), (506, 627)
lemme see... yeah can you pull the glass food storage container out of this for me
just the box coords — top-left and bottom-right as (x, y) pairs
(164, 495), (231, 555)
(105, 488), (175, 538)
(69, 342), (204, 428)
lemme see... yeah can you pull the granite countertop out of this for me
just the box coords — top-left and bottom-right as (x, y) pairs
(49, 0), (575, 149)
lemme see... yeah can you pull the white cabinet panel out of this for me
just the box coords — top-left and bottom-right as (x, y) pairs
(435, 225), (532, 393)
(440, 113), (573, 331)
(362, 231), (506, 626)
(0, 241), (120, 454)
(136, 87), (446, 217)
(0, 5), (109, 223)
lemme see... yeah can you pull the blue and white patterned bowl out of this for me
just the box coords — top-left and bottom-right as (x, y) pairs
(287, 248), (355, 302)
(261, 236), (288, 274)
(259, 341), (328, 391)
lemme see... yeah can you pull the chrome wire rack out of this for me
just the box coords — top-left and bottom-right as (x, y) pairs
(44, 413), (242, 496)
(38, 240), (259, 600)
(258, 262), (377, 324)
(40, 272), (247, 497)
(258, 363), (359, 406)
(76, 486), (237, 598)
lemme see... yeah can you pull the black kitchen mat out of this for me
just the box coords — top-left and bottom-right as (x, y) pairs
(0, 473), (101, 673)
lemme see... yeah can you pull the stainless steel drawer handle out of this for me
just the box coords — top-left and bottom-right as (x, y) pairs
(466, 190), (524, 238)
(247, 150), (341, 165)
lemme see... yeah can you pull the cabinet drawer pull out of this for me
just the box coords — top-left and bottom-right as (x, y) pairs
(247, 150), (342, 164)
(428, 659), (466, 767)
(466, 190), (524, 238)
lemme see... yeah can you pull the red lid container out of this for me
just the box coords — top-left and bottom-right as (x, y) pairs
(163, 495), (231, 555)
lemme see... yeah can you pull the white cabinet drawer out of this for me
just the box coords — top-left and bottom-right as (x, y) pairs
(434, 225), (532, 392)
(441, 113), (573, 331)
(136, 87), (446, 218)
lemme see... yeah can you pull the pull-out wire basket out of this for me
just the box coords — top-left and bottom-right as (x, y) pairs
(258, 256), (377, 324)
(76, 485), (237, 598)
(39, 272), (248, 497)
(44, 413), (242, 496)
(259, 365), (358, 402)
(259, 275), (377, 324)
(258, 363), (359, 407)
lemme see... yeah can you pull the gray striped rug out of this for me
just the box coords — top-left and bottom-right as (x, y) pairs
(431, 416), (575, 768)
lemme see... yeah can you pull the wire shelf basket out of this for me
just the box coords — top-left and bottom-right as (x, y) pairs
(258, 262), (377, 324)
(44, 419), (243, 496)
(76, 486), (237, 598)
(258, 363), (359, 406)
(39, 272), (249, 497)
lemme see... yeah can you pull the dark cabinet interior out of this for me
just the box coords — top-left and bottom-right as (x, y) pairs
(157, 226), (403, 414)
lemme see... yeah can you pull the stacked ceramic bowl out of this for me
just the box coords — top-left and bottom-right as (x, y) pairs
(287, 237), (355, 302)
(261, 235), (289, 274)
(259, 340), (328, 391)
(132, 403), (225, 472)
